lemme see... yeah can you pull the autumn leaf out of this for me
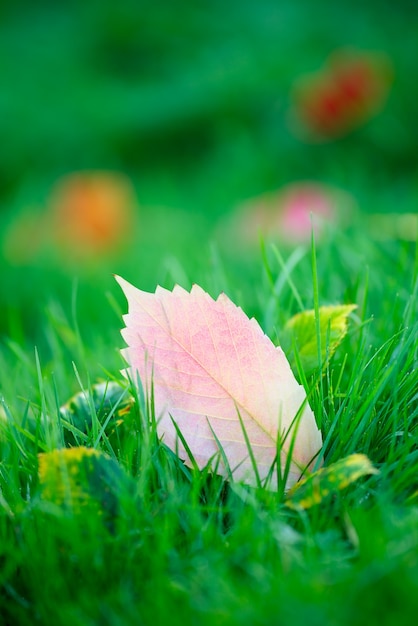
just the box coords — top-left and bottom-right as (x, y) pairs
(280, 304), (357, 376)
(116, 276), (323, 490)
(286, 453), (379, 509)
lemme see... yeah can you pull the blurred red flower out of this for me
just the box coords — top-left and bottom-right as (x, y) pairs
(290, 49), (392, 140)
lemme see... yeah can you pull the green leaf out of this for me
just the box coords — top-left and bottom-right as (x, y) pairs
(281, 304), (357, 376)
(59, 381), (135, 446)
(286, 453), (379, 510)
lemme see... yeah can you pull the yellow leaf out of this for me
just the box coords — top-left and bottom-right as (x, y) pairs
(286, 453), (379, 509)
(38, 447), (132, 518)
(281, 304), (357, 375)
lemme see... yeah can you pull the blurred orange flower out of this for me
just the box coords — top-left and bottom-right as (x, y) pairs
(290, 49), (392, 140)
(49, 171), (137, 258)
(2, 171), (137, 266)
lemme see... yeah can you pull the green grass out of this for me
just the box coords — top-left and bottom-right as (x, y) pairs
(0, 225), (417, 626)
(1, 1), (418, 622)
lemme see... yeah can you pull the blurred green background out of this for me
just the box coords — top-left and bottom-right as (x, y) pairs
(0, 0), (417, 346)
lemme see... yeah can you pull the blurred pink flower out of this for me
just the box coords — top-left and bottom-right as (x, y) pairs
(279, 183), (335, 239)
(218, 181), (355, 248)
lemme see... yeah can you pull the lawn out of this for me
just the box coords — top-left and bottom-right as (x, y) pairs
(0, 1), (417, 625)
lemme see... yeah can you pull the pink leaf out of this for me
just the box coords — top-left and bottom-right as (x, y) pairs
(116, 276), (322, 490)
